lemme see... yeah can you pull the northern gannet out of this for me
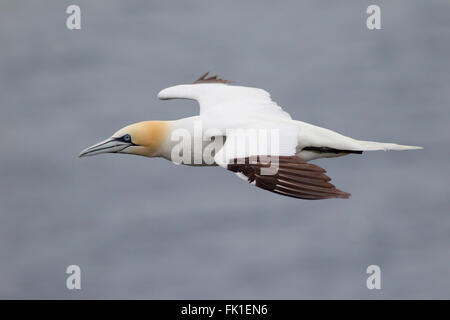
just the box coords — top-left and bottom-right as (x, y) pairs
(79, 72), (422, 200)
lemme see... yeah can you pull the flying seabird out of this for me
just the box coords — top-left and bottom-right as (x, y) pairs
(79, 72), (422, 200)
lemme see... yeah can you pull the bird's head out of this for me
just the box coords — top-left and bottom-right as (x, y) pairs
(78, 121), (169, 158)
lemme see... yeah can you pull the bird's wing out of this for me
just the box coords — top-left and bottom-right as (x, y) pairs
(214, 127), (350, 200)
(213, 124), (299, 166)
(158, 74), (348, 199)
(157, 73), (292, 120)
(228, 156), (351, 200)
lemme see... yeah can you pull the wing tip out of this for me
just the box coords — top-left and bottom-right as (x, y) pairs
(193, 72), (232, 84)
(229, 156), (353, 200)
(157, 87), (170, 100)
(336, 190), (351, 199)
(157, 71), (233, 100)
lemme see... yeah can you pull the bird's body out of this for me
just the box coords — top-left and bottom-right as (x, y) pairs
(79, 73), (422, 200)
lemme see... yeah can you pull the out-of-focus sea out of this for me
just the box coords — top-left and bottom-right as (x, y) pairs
(0, 0), (449, 298)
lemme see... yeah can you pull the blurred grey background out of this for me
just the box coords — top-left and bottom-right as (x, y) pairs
(0, 0), (449, 299)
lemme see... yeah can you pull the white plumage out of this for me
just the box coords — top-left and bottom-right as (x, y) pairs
(80, 73), (422, 200)
(158, 80), (421, 163)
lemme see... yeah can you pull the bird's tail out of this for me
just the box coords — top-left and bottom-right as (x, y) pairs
(294, 120), (423, 152)
(353, 140), (423, 151)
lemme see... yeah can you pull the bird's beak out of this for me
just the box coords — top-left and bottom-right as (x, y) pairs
(78, 137), (131, 158)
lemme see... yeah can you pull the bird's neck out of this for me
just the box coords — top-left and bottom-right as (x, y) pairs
(158, 116), (202, 161)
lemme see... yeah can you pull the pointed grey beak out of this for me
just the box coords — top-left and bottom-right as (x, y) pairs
(78, 137), (131, 158)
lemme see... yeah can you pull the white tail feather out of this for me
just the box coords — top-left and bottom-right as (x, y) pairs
(294, 120), (423, 152)
(354, 140), (423, 151)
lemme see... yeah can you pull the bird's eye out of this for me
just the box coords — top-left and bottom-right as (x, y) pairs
(122, 134), (131, 142)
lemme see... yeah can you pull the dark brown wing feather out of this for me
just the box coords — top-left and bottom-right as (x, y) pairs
(193, 72), (232, 84)
(227, 156), (350, 200)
